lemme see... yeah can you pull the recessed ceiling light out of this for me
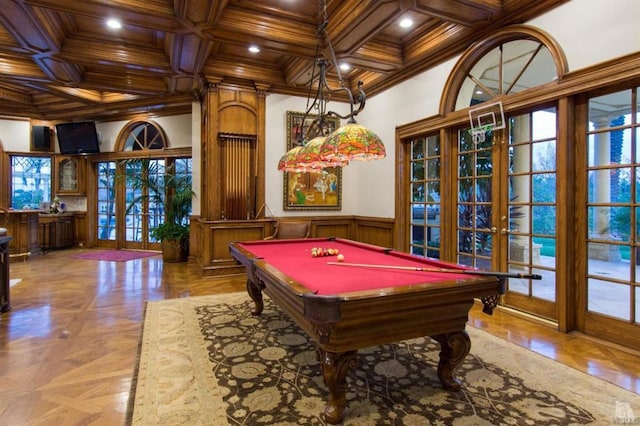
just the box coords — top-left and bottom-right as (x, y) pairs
(475, 90), (483, 95)
(106, 19), (122, 29)
(339, 63), (350, 72)
(399, 18), (413, 28)
(249, 45), (260, 53)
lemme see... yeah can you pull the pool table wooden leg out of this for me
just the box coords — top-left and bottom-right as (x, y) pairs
(317, 348), (359, 425)
(432, 330), (471, 392)
(246, 278), (265, 315)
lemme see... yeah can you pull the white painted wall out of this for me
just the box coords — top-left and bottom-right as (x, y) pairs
(0, 115), (192, 154)
(96, 114), (192, 152)
(352, 59), (458, 219)
(0, 119), (30, 152)
(528, 0), (640, 71)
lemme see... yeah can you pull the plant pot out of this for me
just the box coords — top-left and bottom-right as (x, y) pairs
(161, 239), (188, 263)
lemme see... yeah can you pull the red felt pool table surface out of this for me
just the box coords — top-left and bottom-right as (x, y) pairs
(233, 237), (479, 295)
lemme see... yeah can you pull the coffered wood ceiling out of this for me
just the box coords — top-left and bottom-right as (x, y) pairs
(0, 0), (567, 122)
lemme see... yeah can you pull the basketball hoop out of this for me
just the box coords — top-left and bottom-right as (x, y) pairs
(470, 125), (493, 144)
(468, 101), (505, 145)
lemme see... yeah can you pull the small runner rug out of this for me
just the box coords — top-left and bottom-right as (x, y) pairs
(71, 249), (159, 262)
(127, 292), (640, 425)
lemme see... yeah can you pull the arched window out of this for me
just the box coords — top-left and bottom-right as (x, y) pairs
(443, 25), (567, 113)
(118, 120), (168, 151)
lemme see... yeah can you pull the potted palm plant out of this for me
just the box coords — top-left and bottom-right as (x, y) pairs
(120, 159), (194, 262)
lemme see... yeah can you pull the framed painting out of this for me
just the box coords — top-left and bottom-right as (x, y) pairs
(283, 111), (342, 211)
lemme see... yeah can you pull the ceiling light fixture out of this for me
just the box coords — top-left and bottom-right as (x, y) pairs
(106, 19), (122, 29)
(248, 45), (261, 53)
(399, 18), (413, 28)
(278, 0), (386, 173)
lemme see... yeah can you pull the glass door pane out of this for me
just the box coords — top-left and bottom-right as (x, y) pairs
(456, 127), (493, 270)
(146, 160), (165, 243)
(97, 161), (116, 241)
(123, 159), (164, 249)
(504, 109), (558, 320)
(586, 89), (638, 325)
(410, 135), (441, 258)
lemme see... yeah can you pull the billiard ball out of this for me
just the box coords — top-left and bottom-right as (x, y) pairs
(336, 254), (345, 262)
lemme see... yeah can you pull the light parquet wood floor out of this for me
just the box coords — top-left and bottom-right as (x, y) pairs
(1, 248), (639, 424)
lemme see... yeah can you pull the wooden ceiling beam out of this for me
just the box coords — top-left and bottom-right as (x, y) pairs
(413, 0), (498, 26)
(23, 0), (178, 31)
(206, 8), (318, 52)
(0, 84), (34, 104)
(327, 0), (405, 56)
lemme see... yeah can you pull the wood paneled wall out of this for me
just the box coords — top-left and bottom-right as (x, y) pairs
(190, 216), (395, 277)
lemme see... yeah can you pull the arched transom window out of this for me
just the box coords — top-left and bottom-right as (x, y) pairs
(121, 121), (168, 151)
(446, 25), (567, 112)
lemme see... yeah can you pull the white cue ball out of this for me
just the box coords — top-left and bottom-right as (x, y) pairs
(336, 254), (344, 262)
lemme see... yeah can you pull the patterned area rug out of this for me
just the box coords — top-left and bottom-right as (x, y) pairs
(71, 249), (159, 262)
(127, 293), (640, 425)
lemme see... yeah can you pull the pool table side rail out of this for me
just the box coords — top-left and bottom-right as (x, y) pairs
(253, 261), (501, 352)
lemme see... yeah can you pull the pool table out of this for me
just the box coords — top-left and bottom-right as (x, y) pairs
(229, 237), (504, 424)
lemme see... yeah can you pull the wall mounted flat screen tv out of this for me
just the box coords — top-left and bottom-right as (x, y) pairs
(55, 121), (100, 154)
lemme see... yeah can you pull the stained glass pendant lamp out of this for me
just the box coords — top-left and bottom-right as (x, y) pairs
(320, 121), (386, 162)
(278, 0), (386, 172)
(295, 137), (349, 169)
(278, 137), (349, 173)
(277, 146), (307, 172)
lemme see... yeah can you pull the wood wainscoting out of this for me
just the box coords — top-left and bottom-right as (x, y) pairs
(190, 215), (395, 277)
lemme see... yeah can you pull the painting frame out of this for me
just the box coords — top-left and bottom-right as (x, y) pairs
(283, 111), (342, 211)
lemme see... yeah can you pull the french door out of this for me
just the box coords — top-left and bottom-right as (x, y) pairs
(121, 159), (164, 250)
(96, 159), (163, 250)
(455, 107), (559, 320)
(579, 87), (640, 348)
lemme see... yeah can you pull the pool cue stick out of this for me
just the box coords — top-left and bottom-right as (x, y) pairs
(326, 261), (542, 280)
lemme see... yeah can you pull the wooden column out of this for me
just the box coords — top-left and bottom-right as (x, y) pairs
(193, 80), (269, 275)
(201, 80), (222, 221)
(255, 84), (268, 219)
